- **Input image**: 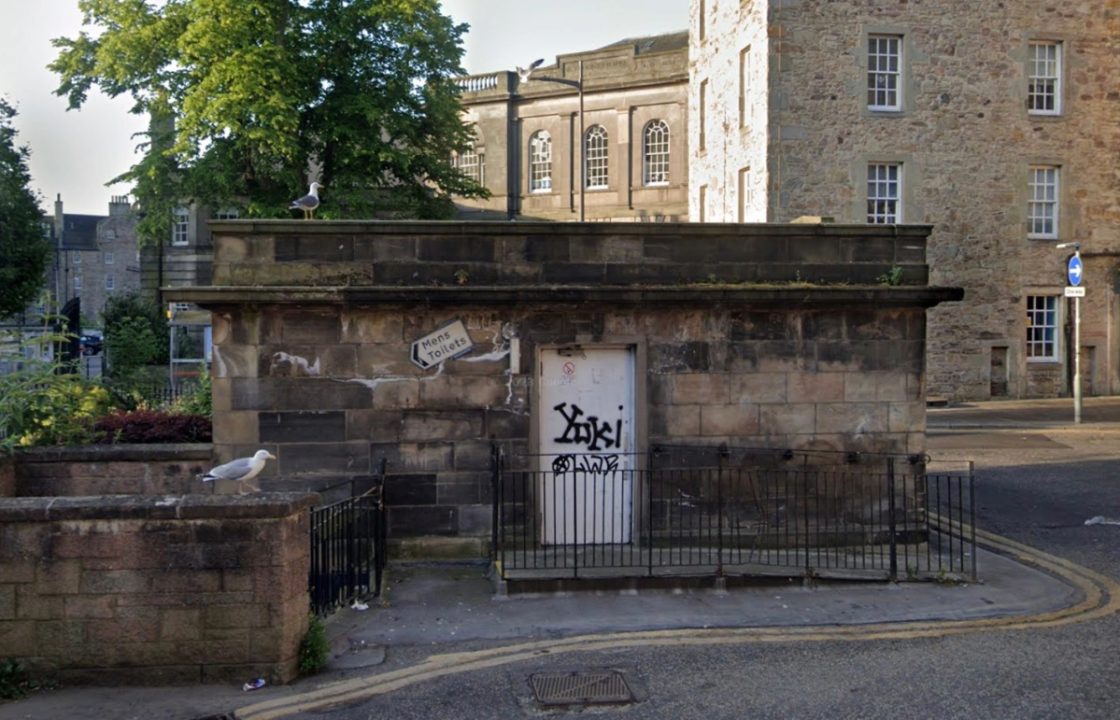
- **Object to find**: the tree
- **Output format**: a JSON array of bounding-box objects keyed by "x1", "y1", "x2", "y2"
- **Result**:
[
  {"x1": 102, "y1": 291, "x2": 169, "y2": 376},
  {"x1": 0, "y1": 99, "x2": 51, "y2": 318},
  {"x1": 51, "y1": 0, "x2": 488, "y2": 245}
]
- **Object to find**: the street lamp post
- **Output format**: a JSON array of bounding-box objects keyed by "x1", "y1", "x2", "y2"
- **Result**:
[
  {"x1": 1057, "y1": 242, "x2": 1082, "y2": 424},
  {"x1": 519, "y1": 59, "x2": 585, "y2": 221}
]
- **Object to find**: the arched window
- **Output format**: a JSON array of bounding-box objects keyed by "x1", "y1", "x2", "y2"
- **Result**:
[
  {"x1": 643, "y1": 120, "x2": 670, "y2": 186},
  {"x1": 452, "y1": 142, "x2": 485, "y2": 185},
  {"x1": 584, "y1": 125, "x2": 609, "y2": 189},
  {"x1": 529, "y1": 131, "x2": 552, "y2": 192}
]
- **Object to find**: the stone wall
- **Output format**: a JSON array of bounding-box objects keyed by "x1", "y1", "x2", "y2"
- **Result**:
[
  {"x1": 0, "y1": 456, "x2": 14, "y2": 497},
  {"x1": 690, "y1": 0, "x2": 1120, "y2": 400},
  {"x1": 0, "y1": 493, "x2": 314, "y2": 684},
  {"x1": 171, "y1": 221, "x2": 959, "y2": 558},
  {"x1": 12, "y1": 445, "x2": 211, "y2": 497}
]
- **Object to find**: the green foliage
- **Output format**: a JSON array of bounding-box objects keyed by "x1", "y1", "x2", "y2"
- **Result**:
[
  {"x1": 0, "y1": 100, "x2": 51, "y2": 319},
  {"x1": 0, "y1": 331, "x2": 114, "y2": 454},
  {"x1": 170, "y1": 364, "x2": 212, "y2": 418},
  {"x1": 52, "y1": 0, "x2": 489, "y2": 245},
  {"x1": 0, "y1": 659, "x2": 36, "y2": 700},
  {"x1": 102, "y1": 292, "x2": 169, "y2": 377},
  {"x1": 877, "y1": 266, "x2": 904, "y2": 286},
  {"x1": 298, "y1": 614, "x2": 331, "y2": 676}
]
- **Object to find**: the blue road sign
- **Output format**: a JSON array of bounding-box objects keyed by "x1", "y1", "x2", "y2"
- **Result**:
[{"x1": 1068, "y1": 255, "x2": 1083, "y2": 287}]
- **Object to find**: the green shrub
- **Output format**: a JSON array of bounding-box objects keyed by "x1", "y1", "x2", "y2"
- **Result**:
[
  {"x1": 298, "y1": 615, "x2": 330, "y2": 676},
  {"x1": 102, "y1": 292, "x2": 168, "y2": 377},
  {"x1": 170, "y1": 364, "x2": 212, "y2": 418},
  {"x1": 0, "y1": 659, "x2": 35, "y2": 700}
]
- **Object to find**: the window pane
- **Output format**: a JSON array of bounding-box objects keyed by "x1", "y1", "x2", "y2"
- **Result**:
[
  {"x1": 643, "y1": 120, "x2": 670, "y2": 185},
  {"x1": 868, "y1": 35, "x2": 902, "y2": 110},
  {"x1": 585, "y1": 126, "x2": 609, "y2": 189},
  {"x1": 529, "y1": 131, "x2": 552, "y2": 192}
]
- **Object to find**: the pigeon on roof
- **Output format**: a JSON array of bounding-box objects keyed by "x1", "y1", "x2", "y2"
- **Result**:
[
  {"x1": 199, "y1": 449, "x2": 276, "y2": 494},
  {"x1": 290, "y1": 182, "x2": 323, "y2": 219},
  {"x1": 517, "y1": 58, "x2": 544, "y2": 83}
]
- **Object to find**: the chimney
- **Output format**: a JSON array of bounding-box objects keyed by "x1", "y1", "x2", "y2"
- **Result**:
[
  {"x1": 109, "y1": 195, "x2": 130, "y2": 217},
  {"x1": 54, "y1": 193, "x2": 64, "y2": 239}
]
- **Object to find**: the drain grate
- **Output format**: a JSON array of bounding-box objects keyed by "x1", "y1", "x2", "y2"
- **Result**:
[{"x1": 530, "y1": 670, "x2": 633, "y2": 706}]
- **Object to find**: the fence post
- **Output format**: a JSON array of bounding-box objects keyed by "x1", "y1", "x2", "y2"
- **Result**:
[
  {"x1": 887, "y1": 458, "x2": 898, "y2": 581},
  {"x1": 490, "y1": 443, "x2": 500, "y2": 564},
  {"x1": 968, "y1": 460, "x2": 977, "y2": 582}
]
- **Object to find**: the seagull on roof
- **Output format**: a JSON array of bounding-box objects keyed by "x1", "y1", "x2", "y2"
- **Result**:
[
  {"x1": 290, "y1": 182, "x2": 323, "y2": 219},
  {"x1": 517, "y1": 58, "x2": 544, "y2": 83},
  {"x1": 199, "y1": 449, "x2": 276, "y2": 494}
]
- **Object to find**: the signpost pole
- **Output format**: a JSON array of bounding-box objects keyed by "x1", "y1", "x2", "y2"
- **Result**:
[{"x1": 1059, "y1": 244, "x2": 1083, "y2": 424}]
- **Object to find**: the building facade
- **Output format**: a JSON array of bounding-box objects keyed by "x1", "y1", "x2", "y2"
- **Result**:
[
  {"x1": 690, "y1": 0, "x2": 1120, "y2": 400},
  {"x1": 453, "y1": 33, "x2": 690, "y2": 222},
  {"x1": 47, "y1": 195, "x2": 142, "y2": 325}
]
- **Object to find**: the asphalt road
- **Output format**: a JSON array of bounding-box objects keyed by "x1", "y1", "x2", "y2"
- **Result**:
[{"x1": 297, "y1": 425, "x2": 1120, "y2": 720}]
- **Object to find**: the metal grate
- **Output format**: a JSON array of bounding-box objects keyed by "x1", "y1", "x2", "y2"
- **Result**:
[{"x1": 530, "y1": 671, "x2": 633, "y2": 706}]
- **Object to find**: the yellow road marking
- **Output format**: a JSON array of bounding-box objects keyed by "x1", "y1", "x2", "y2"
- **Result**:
[{"x1": 238, "y1": 526, "x2": 1120, "y2": 719}]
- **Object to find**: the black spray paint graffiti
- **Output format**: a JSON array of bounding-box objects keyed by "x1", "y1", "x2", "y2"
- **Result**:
[
  {"x1": 551, "y1": 454, "x2": 620, "y2": 473},
  {"x1": 552, "y1": 402, "x2": 624, "y2": 452}
]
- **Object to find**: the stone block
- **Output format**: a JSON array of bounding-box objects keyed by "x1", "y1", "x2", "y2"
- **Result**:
[
  {"x1": 815, "y1": 403, "x2": 889, "y2": 435},
  {"x1": 457, "y1": 505, "x2": 492, "y2": 535},
  {"x1": 419, "y1": 376, "x2": 510, "y2": 409},
  {"x1": 280, "y1": 311, "x2": 340, "y2": 344},
  {"x1": 653, "y1": 404, "x2": 700, "y2": 436},
  {"x1": 347, "y1": 410, "x2": 403, "y2": 442},
  {"x1": 81, "y1": 569, "x2": 150, "y2": 594},
  {"x1": 755, "y1": 340, "x2": 814, "y2": 373},
  {"x1": 384, "y1": 474, "x2": 438, "y2": 505},
  {"x1": 0, "y1": 620, "x2": 36, "y2": 654},
  {"x1": 0, "y1": 585, "x2": 14, "y2": 620},
  {"x1": 279, "y1": 442, "x2": 371, "y2": 475},
  {"x1": 259, "y1": 411, "x2": 346, "y2": 443},
  {"x1": 525, "y1": 235, "x2": 570, "y2": 262},
  {"x1": 758, "y1": 404, "x2": 816, "y2": 436},
  {"x1": 700, "y1": 404, "x2": 761, "y2": 437},
  {"x1": 357, "y1": 235, "x2": 415, "y2": 261},
  {"x1": 484, "y1": 409, "x2": 530, "y2": 440},
  {"x1": 63, "y1": 595, "x2": 115, "y2": 619},
  {"x1": 341, "y1": 313, "x2": 405, "y2": 344},
  {"x1": 213, "y1": 344, "x2": 258, "y2": 379},
  {"x1": 371, "y1": 442, "x2": 453, "y2": 472},
  {"x1": 670, "y1": 374, "x2": 730, "y2": 405},
  {"x1": 453, "y1": 440, "x2": 494, "y2": 471},
  {"x1": 416, "y1": 236, "x2": 496, "y2": 262},
  {"x1": 401, "y1": 411, "x2": 484, "y2": 442},
  {"x1": 204, "y1": 604, "x2": 269, "y2": 630},
  {"x1": 213, "y1": 411, "x2": 260, "y2": 446},
  {"x1": 649, "y1": 343, "x2": 711, "y2": 373},
  {"x1": 0, "y1": 559, "x2": 35, "y2": 583},
  {"x1": 37, "y1": 561, "x2": 82, "y2": 595},
  {"x1": 730, "y1": 311, "x2": 793, "y2": 341},
  {"x1": 846, "y1": 310, "x2": 908, "y2": 341},
  {"x1": 889, "y1": 402, "x2": 926, "y2": 433},
  {"x1": 388, "y1": 506, "x2": 458, "y2": 536},
  {"x1": 16, "y1": 588, "x2": 63, "y2": 619},
  {"x1": 787, "y1": 372, "x2": 844, "y2": 403},
  {"x1": 355, "y1": 344, "x2": 418, "y2": 377},
  {"x1": 731, "y1": 373, "x2": 788, "y2": 404},
  {"x1": 36, "y1": 620, "x2": 87, "y2": 656}
]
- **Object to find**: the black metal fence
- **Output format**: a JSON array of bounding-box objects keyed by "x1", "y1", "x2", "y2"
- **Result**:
[
  {"x1": 309, "y1": 463, "x2": 388, "y2": 616},
  {"x1": 492, "y1": 446, "x2": 976, "y2": 583}
]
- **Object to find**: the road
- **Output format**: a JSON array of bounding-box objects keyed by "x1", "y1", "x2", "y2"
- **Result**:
[{"x1": 288, "y1": 424, "x2": 1120, "y2": 719}]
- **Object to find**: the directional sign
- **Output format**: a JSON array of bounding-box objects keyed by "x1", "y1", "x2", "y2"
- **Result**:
[
  {"x1": 1064, "y1": 286, "x2": 1085, "y2": 298},
  {"x1": 1067, "y1": 255, "x2": 1083, "y2": 287},
  {"x1": 410, "y1": 319, "x2": 473, "y2": 370}
]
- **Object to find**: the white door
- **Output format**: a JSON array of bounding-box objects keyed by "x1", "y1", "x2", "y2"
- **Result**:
[{"x1": 538, "y1": 346, "x2": 635, "y2": 545}]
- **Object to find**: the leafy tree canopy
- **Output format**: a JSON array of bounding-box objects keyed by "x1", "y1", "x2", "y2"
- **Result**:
[
  {"x1": 52, "y1": 0, "x2": 487, "y2": 244},
  {"x1": 0, "y1": 99, "x2": 51, "y2": 318}
]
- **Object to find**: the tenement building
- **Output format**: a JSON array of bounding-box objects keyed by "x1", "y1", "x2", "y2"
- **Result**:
[
  {"x1": 452, "y1": 32, "x2": 689, "y2": 222},
  {"x1": 691, "y1": 0, "x2": 1120, "y2": 400}
]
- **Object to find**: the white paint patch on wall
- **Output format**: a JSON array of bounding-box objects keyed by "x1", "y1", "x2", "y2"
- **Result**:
[{"x1": 272, "y1": 352, "x2": 321, "y2": 376}]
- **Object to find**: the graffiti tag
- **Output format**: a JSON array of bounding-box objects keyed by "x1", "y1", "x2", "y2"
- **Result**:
[
  {"x1": 552, "y1": 402, "x2": 623, "y2": 452},
  {"x1": 552, "y1": 454, "x2": 620, "y2": 473}
]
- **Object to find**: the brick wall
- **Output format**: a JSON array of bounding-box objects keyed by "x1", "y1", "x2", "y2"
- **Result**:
[
  {"x1": 0, "y1": 493, "x2": 314, "y2": 684},
  {"x1": 12, "y1": 445, "x2": 212, "y2": 497}
]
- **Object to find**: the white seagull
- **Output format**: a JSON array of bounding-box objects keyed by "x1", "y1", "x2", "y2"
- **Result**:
[
  {"x1": 516, "y1": 58, "x2": 544, "y2": 83},
  {"x1": 290, "y1": 182, "x2": 324, "y2": 219},
  {"x1": 200, "y1": 449, "x2": 276, "y2": 494}
]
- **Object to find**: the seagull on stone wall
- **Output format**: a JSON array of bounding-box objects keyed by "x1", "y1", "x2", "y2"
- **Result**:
[
  {"x1": 199, "y1": 449, "x2": 276, "y2": 494},
  {"x1": 290, "y1": 182, "x2": 324, "y2": 219}
]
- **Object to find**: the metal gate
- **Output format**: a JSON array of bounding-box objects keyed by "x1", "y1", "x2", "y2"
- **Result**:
[{"x1": 309, "y1": 464, "x2": 388, "y2": 616}]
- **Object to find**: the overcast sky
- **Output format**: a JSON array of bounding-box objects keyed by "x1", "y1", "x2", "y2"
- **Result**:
[{"x1": 0, "y1": 0, "x2": 686, "y2": 216}]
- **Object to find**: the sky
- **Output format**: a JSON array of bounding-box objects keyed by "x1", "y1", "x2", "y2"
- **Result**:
[{"x1": 0, "y1": 0, "x2": 687, "y2": 216}]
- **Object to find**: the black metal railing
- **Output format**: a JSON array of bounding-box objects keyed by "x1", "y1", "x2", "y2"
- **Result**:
[
  {"x1": 492, "y1": 446, "x2": 976, "y2": 584},
  {"x1": 309, "y1": 461, "x2": 388, "y2": 616}
]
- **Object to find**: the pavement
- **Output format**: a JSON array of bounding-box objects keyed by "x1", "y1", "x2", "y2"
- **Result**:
[{"x1": 3, "y1": 397, "x2": 1119, "y2": 720}]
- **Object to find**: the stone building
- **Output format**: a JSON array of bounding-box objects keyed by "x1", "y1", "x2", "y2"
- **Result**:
[
  {"x1": 46, "y1": 195, "x2": 142, "y2": 324},
  {"x1": 690, "y1": 0, "x2": 1120, "y2": 400},
  {"x1": 453, "y1": 32, "x2": 690, "y2": 222},
  {"x1": 170, "y1": 220, "x2": 959, "y2": 558}
]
